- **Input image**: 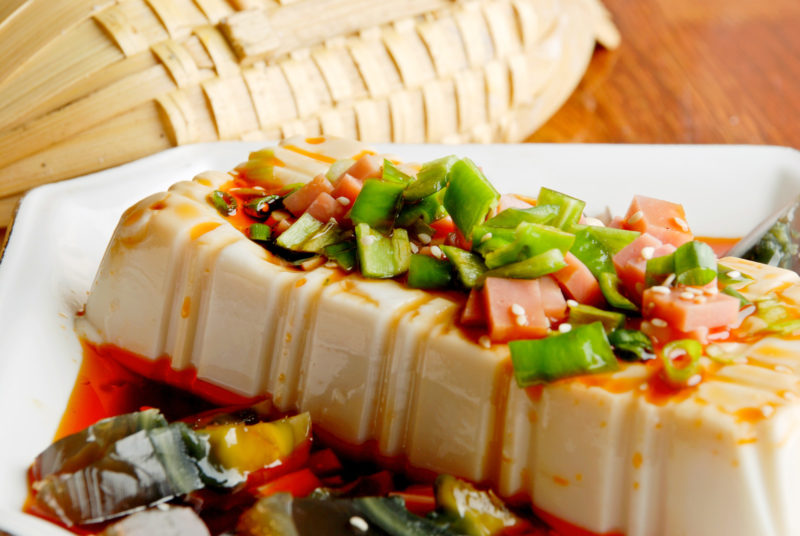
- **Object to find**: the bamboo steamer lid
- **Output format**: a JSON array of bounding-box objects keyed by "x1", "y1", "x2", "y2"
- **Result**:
[{"x1": 0, "y1": 0, "x2": 618, "y2": 227}]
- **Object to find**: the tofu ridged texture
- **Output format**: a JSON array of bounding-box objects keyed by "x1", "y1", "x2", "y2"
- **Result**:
[{"x1": 78, "y1": 138, "x2": 800, "y2": 536}]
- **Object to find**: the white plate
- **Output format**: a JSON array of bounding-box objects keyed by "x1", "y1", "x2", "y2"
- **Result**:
[{"x1": 1, "y1": 142, "x2": 800, "y2": 533}]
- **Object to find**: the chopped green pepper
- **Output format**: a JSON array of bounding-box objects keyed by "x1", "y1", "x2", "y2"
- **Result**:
[
  {"x1": 440, "y1": 245, "x2": 486, "y2": 289},
  {"x1": 443, "y1": 158, "x2": 500, "y2": 239},
  {"x1": 569, "y1": 228, "x2": 615, "y2": 279},
  {"x1": 408, "y1": 254, "x2": 452, "y2": 289},
  {"x1": 355, "y1": 224, "x2": 410, "y2": 278},
  {"x1": 645, "y1": 253, "x2": 675, "y2": 287},
  {"x1": 323, "y1": 240, "x2": 357, "y2": 271},
  {"x1": 482, "y1": 205, "x2": 558, "y2": 229},
  {"x1": 510, "y1": 322, "x2": 618, "y2": 386},
  {"x1": 536, "y1": 187, "x2": 585, "y2": 230},
  {"x1": 243, "y1": 195, "x2": 281, "y2": 219},
  {"x1": 484, "y1": 223, "x2": 574, "y2": 269},
  {"x1": 583, "y1": 226, "x2": 639, "y2": 254},
  {"x1": 598, "y1": 272, "x2": 638, "y2": 312},
  {"x1": 382, "y1": 159, "x2": 413, "y2": 184},
  {"x1": 403, "y1": 155, "x2": 457, "y2": 201},
  {"x1": 608, "y1": 329, "x2": 654, "y2": 362},
  {"x1": 483, "y1": 248, "x2": 567, "y2": 280},
  {"x1": 349, "y1": 179, "x2": 406, "y2": 231},
  {"x1": 396, "y1": 189, "x2": 447, "y2": 228},
  {"x1": 248, "y1": 223, "x2": 271, "y2": 242},
  {"x1": 568, "y1": 303, "x2": 625, "y2": 333}
]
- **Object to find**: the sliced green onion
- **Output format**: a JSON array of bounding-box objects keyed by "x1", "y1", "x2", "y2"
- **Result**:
[
  {"x1": 248, "y1": 223, "x2": 271, "y2": 242},
  {"x1": 402, "y1": 155, "x2": 456, "y2": 201},
  {"x1": 325, "y1": 159, "x2": 355, "y2": 182},
  {"x1": 443, "y1": 158, "x2": 500, "y2": 239},
  {"x1": 275, "y1": 213, "x2": 323, "y2": 251},
  {"x1": 440, "y1": 245, "x2": 486, "y2": 289},
  {"x1": 598, "y1": 272, "x2": 638, "y2": 312},
  {"x1": 208, "y1": 190, "x2": 237, "y2": 217},
  {"x1": 765, "y1": 318, "x2": 800, "y2": 336},
  {"x1": 535, "y1": 187, "x2": 585, "y2": 230},
  {"x1": 568, "y1": 303, "x2": 625, "y2": 333},
  {"x1": 382, "y1": 159, "x2": 413, "y2": 184},
  {"x1": 717, "y1": 263, "x2": 752, "y2": 285},
  {"x1": 243, "y1": 195, "x2": 281, "y2": 219},
  {"x1": 661, "y1": 339, "x2": 702, "y2": 387},
  {"x1": 407, "y1": 254, "x2": 452, "y2": 289},
  {"x1": 483, "y1": 248, "x2": 567, "y2": 280},
  {"x1": 349, "y1": 179, "x2": 406, "y2": 231},
  {"x1": 608, "y1": 329, "x2": 654, "y2": 362},
  {"x1": 323, "y1": 240, "x2": 357, "y2": 271},
  {"x1": 721, "y1": 285, "x2": 750, "y2": 307},
  {"x1": 299, "y1": 221, "x2": 347, "y2": 253},
  {"x1": 510, "y1": 322, "x2": 618, "y2": 386},
  {"x1": 674, "y1": 241, "x2": 717, "y2": 286}
]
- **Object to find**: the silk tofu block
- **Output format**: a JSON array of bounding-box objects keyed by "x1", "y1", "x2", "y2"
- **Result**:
[{"x1": 78, "y1": 140, "x2": 800, "y2": 536}]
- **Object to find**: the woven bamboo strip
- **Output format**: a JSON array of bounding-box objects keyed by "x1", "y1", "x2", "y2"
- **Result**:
[
  {"x1": 219, "y1": 0, "x2": 452, "y2": 63},
  {"x1": 0, "y1": 0, "x2": 28, "y2": 28},
  {"x1": 0, "y1": 0, "x2": 617, "y2": 229},
  {"x1": 0, "y1": 103, "x2": 171, "y2": 224},
  {"x1": 0, "y1": 0, "x2": 114, "y2": 85}
]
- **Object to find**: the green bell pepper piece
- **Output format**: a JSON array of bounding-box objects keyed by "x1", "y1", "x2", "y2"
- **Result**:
[
  {"x1": 275, "y1": 213, "x2": 324, "y2": 251},
  {"x1": 403, "y1": 155, "x2": 457, "y2": 201},
  {"x1": 323, "y1": 240, "x2": 357, "y2": 271},
  {"x1": 440, "y1": 245, "x2": 486, "y2": 289},
  {"x1": 483, "y1": 248, "x2": 567, "y2": 280},
  {"x1": 598, "y1": 272, "x2": 638, "y2": 311},
  {"x1": 443, "y1": 158, "x2": 500, "y2": 239},
  {"x1": 407, "y1": 254, "x2": 453, "y2": 289},
  {"x1": 674, "y1": 241, "x2": 717, "y2": 286},
  {"x1": 510, "y1": 322, "x2": 618, "y2": 386},
  {"x1": 569, "y1": 228, "x2": 615, "y2": 280},
  {"x1": 608, "y1": 328, "x2": 654, "y2": 362},
  {"x1": 484, "y1": 223, "x2": 574, "y2": 269},
  {"x1": 349, "y1": 179, "x2": 406, "y2": 231},
  {"x1": 396, "y1": 189, "x2": 447, "y2": 228},
  {"x1": 483, "y1": 205, "x2": 559, "y2": 229},
  {"x1": 355, "y1": 224, "x2": 410, "y2": 278},
  {"x1": 568, "y1": 304, "x2": 625, "y2": 333},
  {"x1": 536, "y1": 187, "x2": 585, "y2": 230},
  {"x1": 382, "y1": 159, "x2": 413, "y2": 184}
]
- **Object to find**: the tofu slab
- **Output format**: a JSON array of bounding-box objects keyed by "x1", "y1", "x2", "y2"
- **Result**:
[{"x1": 78, "y1": 141, "x2": 800, "y2": 536}]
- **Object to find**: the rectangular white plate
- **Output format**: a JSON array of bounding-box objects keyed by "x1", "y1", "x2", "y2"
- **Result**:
[{"x1": 1, "y1": 142, "x2": 800, "y2": 534}]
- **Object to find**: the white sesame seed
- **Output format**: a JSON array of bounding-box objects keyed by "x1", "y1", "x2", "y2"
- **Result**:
[
  {"x1": 693, "y1": 296, "x2": 707, "y2": 304},
  {"x1": 761, "y1": 405, "x2": 775, "y2": 418},
  {"x1": 361, "y1": 235, "x2": 376, "y2": 246},
  {"x1": 706, "y1": 330, "x2": 729, "y2": 341},
  {"x1": 584, "y1": 217, "x2": 605, "y2": 227},
  {"x1": 336, "y1": 196, "x2": 351, "y2": 206},
  {"x1": 679, "y1": 291, "x2": 694, "y2": 301},
  {"x1": 559, "y1": 323, "x2": 572, "y2": 333},
  {"x1": 479, "y1": 335, "x2": 492, "y2": 348},
  {"x1": 410, "y1": 242, "x2": 419, "y2": 254},
  {"x1": 350, "y1": 516, "x2": 369, "y2": 532},
  {"x1": 651, "y1": 285, "x2": 670, "y2": 295},
  {"x1": 639, "y1": 383, "x2": 648, "y2": 391},
  {"x1": 418, "y1": 233, "x2": 432, "y2": 244},
  {"x1": 566, "y1": 299, "x2": 579, "y2": 308},
  {"x1": 430, "y1": 245, "x2": 444, "y2": 259},
  {"x1": 627, "y1": 210, "x2": 644, "y2": 224},
  {"x1": 686, "y1": 374, "x2": 702, "y2": 387},
  {"x1": 663, "y1": 273, "x2": 676, "y2": 286},
  {"x1": 726, "y1": 270, "x2": 741, "y2": 279},
  {"x1": 480, "y1": 232, "x2": 493, "y2": 243},
  {"x1": 511, "y1": 303, "x2": 526, "y2": 316},
  {"x1": 775, "y1": 365, "x2": 793, "y2": 374},
  {"x1": 515, "y1": 315, "x2": 529, "y2": 326},
  {"x1": 672, "y1": 217, "x2": 690, "y2": 232},
  {"x1": 651, "y1": 318, "x2": 668, "y2": 327},
  {"x1": 704, "y1": 287, "x2": 719, "y2": 295},
  {"x1": 687, "y1": 287, "x2": 704, "y2": 295},
  {"x1": 640, "y1": 246, "x2": 655, "y2": 260},
  {"x1": 325, "y1": 261, "x2": 338, "y2": 268}
]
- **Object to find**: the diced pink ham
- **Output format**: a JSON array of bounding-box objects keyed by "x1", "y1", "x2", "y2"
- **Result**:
[
  {"x1": 283, "y1": 175, "x2": 334, "y2": 217},
  {"x1": 346, "y1": 154, "x2": 383, "y2": 180},
  {"x1": 552, "y1": 252, "x2": 605, "y2": 307},
  {"x1": 484, "y1": 277, "x2": 550, "y2": 343},
  {"x1": 623, "y1": 195, "x2": 693, "y2": 247},
  {"x1": 642, "y1": 286, "x2": 739, "y2": 333}
]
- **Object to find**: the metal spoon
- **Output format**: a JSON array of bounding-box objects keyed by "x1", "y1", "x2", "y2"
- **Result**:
[{"x1": 726, "y1": 196, "x2": 800, "y2": 273}]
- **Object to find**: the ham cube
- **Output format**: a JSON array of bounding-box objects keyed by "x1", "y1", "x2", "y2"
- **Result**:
[
  {"x1": 346, "y1": 154, "x2": 383, "y2": 180},
  {"x1": 330, "y1": 173, "x2": 362, "y2": 208},
  {"x1": 642, "y1": 286, "x2": 739, "y2": 333},
  {"x1": 623, "y1": 195, "x2": 693, "y2": 247},
  {"x1": 460, "y1": 288, "x2": 486, "y2": 328},
  {"x1": 613, "y1": 233, "x2": 676, "y2": 301},
  {"x1": 306, "y1": 192, "x2": 348, "y2": 223},
  {"x1": 283, "y1": 175, "x2": 334, "y2": 217},
  {"x1": 484, "y1": 277, "x2": 550, "y2": 342},
  {"x1": 552, "y1": 253, "x2": 605, "y2": 307},
  {"x1": 540, "y1": 275, "x2": 567, "y2": 321}
]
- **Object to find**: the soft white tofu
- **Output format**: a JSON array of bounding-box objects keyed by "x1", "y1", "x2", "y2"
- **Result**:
[{"x1": 78, "y1": 143, "x2": 800, "y2": 536}]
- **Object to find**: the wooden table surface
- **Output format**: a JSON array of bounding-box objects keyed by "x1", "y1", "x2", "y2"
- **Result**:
[
  {"x1": 528, "y1": 0, "x2": 800, "y2": 145},
  {"x1": 1, "y1": 0, "x2": 799, "y2": 245}
]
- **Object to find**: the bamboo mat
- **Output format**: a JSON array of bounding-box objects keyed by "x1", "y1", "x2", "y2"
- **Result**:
[{"x1": 0, "y1": 0, "x2": 618, "y2": 227}]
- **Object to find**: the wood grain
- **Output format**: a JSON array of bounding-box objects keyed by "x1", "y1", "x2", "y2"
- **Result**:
[{"x1": 528, "y1": 0, "x2": 800, "y2": 145}]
